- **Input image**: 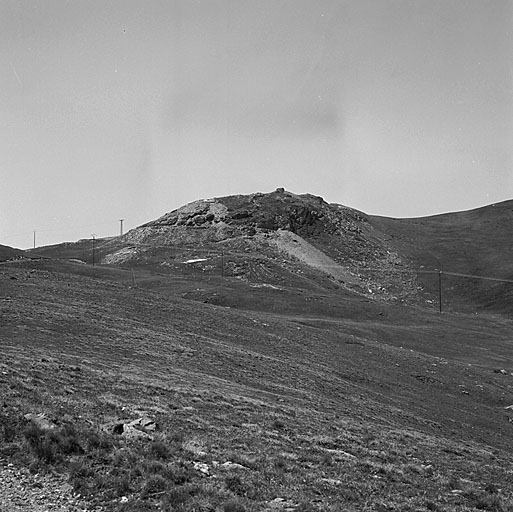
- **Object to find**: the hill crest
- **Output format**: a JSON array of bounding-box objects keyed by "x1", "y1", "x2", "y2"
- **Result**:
[{"x1": 106, "y1": 188, "x2": 416, "y2": 301}]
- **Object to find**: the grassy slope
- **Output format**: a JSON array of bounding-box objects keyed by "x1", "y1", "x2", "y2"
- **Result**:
[
  {"x1": 370, "y1": 200, "x2": 513, "y2": 312},
  {"x1": 0, "y1": 244, "x2": 25, "y2": 261},
  {"x1": 2, "y1": 259, "x2": 513, "y2": 511}
]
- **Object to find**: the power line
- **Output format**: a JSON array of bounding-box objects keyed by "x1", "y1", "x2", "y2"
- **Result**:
[
  {"x1": 2, "y1": 219, "x2": 128, "y2": 249},
  {"x1": 439, "y1": 271, "x2": 513, "y2": 284},
  {"x1": 353, "y1": 267, "x2": 513, "y2": 284}
]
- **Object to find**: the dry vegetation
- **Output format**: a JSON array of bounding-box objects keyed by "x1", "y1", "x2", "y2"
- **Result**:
[
  {"x1": 3, "y1": 192, "x2": 513, "y2": 510},
  {"x1": 2, "y1": 257, "x2": 513, "y2": 511}
]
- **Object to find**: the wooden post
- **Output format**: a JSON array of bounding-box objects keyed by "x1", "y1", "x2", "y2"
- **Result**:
[
  {"x1": 91, "y1": 235, "x2": 96, "y2": 266},
  {"x1": 438, "y1": 270, "x2": 442, "y2": 314}
]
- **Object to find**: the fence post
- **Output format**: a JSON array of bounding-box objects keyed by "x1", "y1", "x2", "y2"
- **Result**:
[{"x1": 438, "y1": 270, "x2": 442, "y2": 313}]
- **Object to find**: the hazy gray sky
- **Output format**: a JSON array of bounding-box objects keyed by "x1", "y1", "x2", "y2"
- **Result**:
[{"x1": 2, "y1": 0, "x2": 512, "y2": 248}]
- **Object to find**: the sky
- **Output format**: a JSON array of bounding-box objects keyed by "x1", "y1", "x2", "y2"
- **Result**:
[{"x1": 1, "y1": 0, "x2": 512, "y2": 248}]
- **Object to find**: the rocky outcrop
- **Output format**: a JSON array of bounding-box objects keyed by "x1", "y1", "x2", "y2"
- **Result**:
[{"x1": 104, "y1": 189, "x2": 420, "y2": 301}]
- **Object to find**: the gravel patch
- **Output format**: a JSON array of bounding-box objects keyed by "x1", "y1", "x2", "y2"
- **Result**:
[{"x1": 0, "y1": 460, "x2": 104, "y2": 512}]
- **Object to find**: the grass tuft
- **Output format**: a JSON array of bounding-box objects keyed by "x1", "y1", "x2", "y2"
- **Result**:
[
  {"x1": 140, "y1": 474, "x2": 167, "y2": 498},
  {"x1": 222, "y1": 498, "x2": 246, "y2": 512},
  {"x1": 22, "y1": 422, "x2": 84, "y2": 465}
]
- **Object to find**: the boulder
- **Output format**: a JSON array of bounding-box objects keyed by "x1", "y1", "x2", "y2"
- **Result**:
[{"x1": 106, "y1": 416, "x2": 158, "y2": 440}]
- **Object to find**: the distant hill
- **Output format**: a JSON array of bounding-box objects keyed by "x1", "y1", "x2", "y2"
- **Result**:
[
  {"x1": 0, "y1": 244, "x2": 25, "y2": 262},
  {"x1": 28, "y1": 190, "x2": 513, "y2": 313},
  {"x1": 371, "y1": 200, "x2": 513, "y2": 311},
  {"x1": 97, "y1": 188, "x2": 419, "y2": 301}
]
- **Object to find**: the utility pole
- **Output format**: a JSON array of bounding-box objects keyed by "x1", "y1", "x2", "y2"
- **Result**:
[
  {"x1": 119, "y1": 219, "x2": 124, "y2": 236},
  {"x1": 33, "y1": 231, "x2": 36, "y2": 249},
  {"x1": 221, "y1": 251, "x2": 224, "y2": 277},
  {"x1": 438, "y1": 270, "x2": 443, "y2": 314},
  {"x1": 91, "y1": 234, "x2": 96, "y2": 266}
]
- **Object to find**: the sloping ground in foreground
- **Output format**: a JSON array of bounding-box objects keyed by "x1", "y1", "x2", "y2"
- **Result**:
[{"x1": 1, "y1": 260, "x2": 513, "y2": 511}]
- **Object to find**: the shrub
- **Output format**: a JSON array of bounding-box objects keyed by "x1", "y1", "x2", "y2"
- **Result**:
[
  {"x1": 141, "y1": 475, "x2": 167, "y2": 498},
  {"x1": 274, "y1": 456, "x2": 288, "y2": 471},
  {"x1": 23, "y1": 422, "x2": 84, "y2": 465},
  {"x1": 464, "y1": 492, "x2": 508, "y2": 511},
  {"x1": 161, "y1": 487, "x2": 191, "y2": 509},
  {"x1": 225, "y1": 475, "x2": 247, "y2": 496},
  {"x1": 272, "y1": 419, "x2": 285, "y2": 430},
  {"x1": 23, "y1": 423, "x2": 57, "y2": 464},
  {"x1": 166, "y1": 462, "x2": 195, "y2": 485},
  {"x1": 0, "y1": 414, "x2": 18, "y2": 443},
  {"x1": 147, "y1": 439, "x2": 170, "y2": 460},
  {"x1": 105, "y1": 474, "x2": 131, "y2": 498},
  {"x1": 485, "y1": 482, "x2": 499, "y2": 494},
  {"x1": 84, "y1": 430, "x2": 115, "y2": 452},
  {"x1": 51, "y1": 424, "x2": 84, "y2": 455},
  {"x1": 223, "y1": 498, "x2": 246, "y2": 512},
  {"x1": 69, "y1": 459, "x2": 96, "y2": 496}
]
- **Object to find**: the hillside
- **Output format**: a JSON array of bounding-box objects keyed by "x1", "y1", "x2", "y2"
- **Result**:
[
  {"x1": 0, "y1": 244, "x2": 25, "y2": 262},
  {"x1": 2, "y1": 258, "x2": 513, "y2": 511},
  {"x1": 7, "y1": 190, "x2": 513, "y2": 510},
  {"x1": 60, "y1": 189, "x2": 420, "y2": 307},
  {"x1": 371, "y1": 199, "x2": 513, "y2": 312},
  {"x1": 76, "y1": 190, "x2": 513, "y2": 314},
  {"x1": 29, "y1": 191, "x2": 513, "y2": 315}
]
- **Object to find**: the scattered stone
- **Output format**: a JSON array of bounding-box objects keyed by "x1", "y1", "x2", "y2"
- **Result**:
[
  {"x1": 193, "y1": 461, "x2": 210, "y2": 475},
  {"x1": 220, "y1": 461, "x2": 248, "y2": 470},
  {"x1": 106, "y1": 416, "x2": 158, "y2": 439},
  {"x1": 121, "y1": 424, "x2": 153, "y2": 440},
  {"x1": 128, "y1": 416, "x2": 157, "y2": 432},
  {"x1": 266, "y1": 496, "x2": 298, "y2": 510},
  {"x1": 24, "y1": 413, "x2": 57, "y2": 430},
  {"x1": 321, "y1": 478, "x2": 343, "y2": 486}
]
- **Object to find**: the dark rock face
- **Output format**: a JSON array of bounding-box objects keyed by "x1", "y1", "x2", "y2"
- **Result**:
[
  {"x1": 127, "y1": 189, "x2": 376, "y2": 262},
  {"x1": 222, "y1": 190, "x2": 353, "y2": 237},
  {"x1": 231, "y1": 210, "x2": 251, "y2": 220}
]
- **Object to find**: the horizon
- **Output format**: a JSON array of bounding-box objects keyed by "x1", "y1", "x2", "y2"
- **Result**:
[
  {"x1": 4, "y1": 191, "x2": 512, "y2": 251},
  {"x1": 2, "y1": 0, "x2": 512, "y2": 249}
]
